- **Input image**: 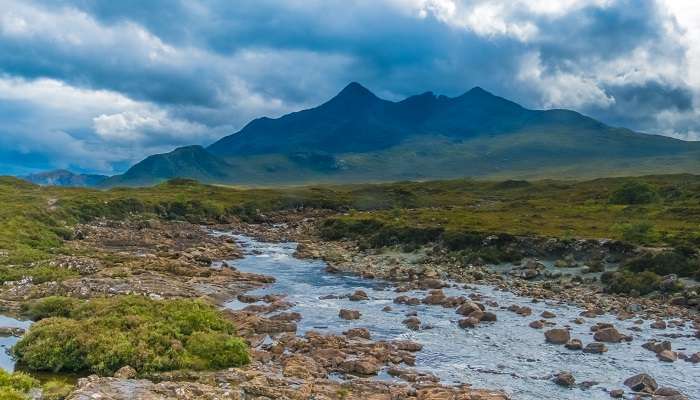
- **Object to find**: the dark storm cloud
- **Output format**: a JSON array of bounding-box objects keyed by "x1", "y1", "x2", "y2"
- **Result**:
[{"x1": 0, "y1": 0, "x2": 697, "y2": 174}]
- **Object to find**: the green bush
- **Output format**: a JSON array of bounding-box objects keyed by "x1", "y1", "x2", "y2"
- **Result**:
[
  {"x1": 0, "y1": 369, "x2": 39, "y2": 400},
  {"x1": 604, "y1": 270, "x2": 662, "y2": 295},
  {"x1": 609, "y1": 182, "x2": 658, "y2": 205},
  {"x1": 13, "y1": 296, "x2": 249, "y2": 375},
  {"x1": 624, "y1": 251, "x2": 700, "y2": 277},
  {"x1": 614, "y1": 222, "x2": 656, "y2": 244}
]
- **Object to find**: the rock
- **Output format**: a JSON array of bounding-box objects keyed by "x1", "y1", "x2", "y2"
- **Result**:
[
  {"x1": 456, "y1": 301, "x2": 484, "y2": 316},
  {"x1": 565, "y1": 339, "x2": 583, "y2": 350},
  {"x1": 481, "y1": 311, "x2": 497, "y2": 322},
  {"x1": 650, "y1": 320, "x2": 667, "y2": 329},
  {"x1": 544, "y1": 328, "x2": 570, "y2": 344},
  {"x1": 0, "y1": 327, "x2": 25, "y2": 337},
  {"x1": 554, "y1": 371, "x2": 575, "y2": 387},
  {"x1": 343, "y1": 327, "x2": 370, "y2": 339},
  {"x1": 642, "y1": 340, "x2": 671, "y2": 354},
  {"x1": 341, "y1": 357, "x2": 380, "y2": 375},
  {"x1": 583, "y1": 342, "x2": 607, "y2": 354},
  {"x1": 393, "y1": 340, "x2": 423, "y2": 352},
  {"x1": 382, "y1": 305, "x2": 393, "y2": 312},
  {"x1": 458, "y1": 317, "x2": 480, "y2": 329},
  {"x1": 541, "y1": 311, "x2": 556, "y2": 319},
  {"x1": 657, "y1": 350, "x2": 677, "y2": 362},
  {"x1": 593, "y1": 327, "x2": 625, "y2": 343},
  {"x1": 403, "y1": 316, "x2": 421, "y2": 330},
  {"x1": 688, "y1": 352, "x2": 700, "y2": 364},
  {"x1": 609, "y1": 389, "x2": 624, "y2": 398},
  {"x1": 422, "y1": 289, "x2": 446, "y2": 305},
  {"x1": 339, "y1": 309, "x2": 361, "y2": 320},
  {"x1": 529, "y1": 320, "x2": 544, "y2": 329},
  {"x1": 624, "y1": 373, "x2": 658, "y2": 393},
  {"x1": 113, "y1": 365, "x2": 137, "y2": 379},
  {"x1": 349, "y1": 290, "x2": 369, "y2": 301}
]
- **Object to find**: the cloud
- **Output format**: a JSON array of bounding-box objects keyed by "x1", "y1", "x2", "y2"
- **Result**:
[{"x1": 0, "y1": 0, "x2": 698, "y2": 174}]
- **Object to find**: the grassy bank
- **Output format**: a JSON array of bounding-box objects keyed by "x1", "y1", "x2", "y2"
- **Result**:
[{"x1": 2, "y1": 174, "x2": 700, "y2": 267}]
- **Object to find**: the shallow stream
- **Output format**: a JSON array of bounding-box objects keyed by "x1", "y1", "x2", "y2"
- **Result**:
[{"x1": 221, "y1": 233, "x2": 700, "y2": 400}]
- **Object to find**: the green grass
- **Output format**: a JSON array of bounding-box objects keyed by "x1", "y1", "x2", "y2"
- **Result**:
[
  {"x1": 14, "y1": 296, "x2": 249, "y2": 375},
  {"x1": 2, "y1": 174, "x2": 700, "y2": 271},
  {"x1": 0, "y1": 369, "x2": 39, "y2": 400}
]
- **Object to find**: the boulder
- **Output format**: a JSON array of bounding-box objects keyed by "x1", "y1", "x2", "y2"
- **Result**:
[
  {"x1": 458, "y1": 317, "x2": 480, "y2": 329},
  {"x1": 339, "y1": 309, "x2": 361, "y2": 320},
  {"x1": 609, "y1": 389, "x2": 624, "y2": 398},
  {"x1": 554, "y1": 371, "x2": 575, "y2": 388},
  {"x1": 456, "y1": 301, "x2": 484, "y2": 316},
  {"x1": 344, "y1": 327, "x2": 370, "y2": 339},
  {"x1": 565, "y1": 339, "x2": 583, "y2": 350},
  {"x1": 481, "y1": 311, "x2": 498, "y2": 322},
  {"x1": 544, "y1": 328, "x2": 570, "y2": 345},
  {"x1": 541, "y1": 311, "x2": 557, "y2": 319},
  {"x1": 529, "y1": 320, "x2": 544, "y2": 329},
  {"x1": 623, "y1": 373, "x2": 658, "y2": 393},
  {"x1": 349, "y1": 290, "x2": 369, "y2": 301},
  {"x1": 593, "y1": 327, "x2": 625, "y2": 343},
  {"x1": 583, "y1": 342, "x2": 607, "y2": 354},
  {"x1": 657, "y1": 350, "x2": 677, "y2": 362},
  {"x1": 642, "y1": 340, "x2": 671, "y2": 354},
  {"x1": 650, "y1": 320, "x2": 667, "y2": 329}
]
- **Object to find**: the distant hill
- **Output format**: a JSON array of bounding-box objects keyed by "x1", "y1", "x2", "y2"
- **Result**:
[
  {"x1": 23, "y1": 169, "x2": 108, "y2": 187},
  {"x1": 106, "y1": 83, "x2": 700, "y2": 186},
  {"x1": 102, "y1": 145, "x2": 233, "y2": 187}
]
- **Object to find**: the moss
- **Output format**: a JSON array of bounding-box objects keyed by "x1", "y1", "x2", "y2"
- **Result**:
[
  {"x1": 13, "y1": 296, "x2": 249, "y2": 375},
  {"x1": 623, "y1": 251, "x2": 699, "y2": 278}
]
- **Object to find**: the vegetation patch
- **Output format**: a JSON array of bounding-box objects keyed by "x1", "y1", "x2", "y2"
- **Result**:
[
  {"x1": 14, "y1": 296, "x2": 249, "y2": 375},
  {"x1": 0, "y1": 370, "x2": 39, "y2": 400}
]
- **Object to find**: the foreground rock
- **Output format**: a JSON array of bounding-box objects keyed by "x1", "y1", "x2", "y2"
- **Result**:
[
  {"x1": 544, "y1": 328, "x2": 570, "y2": 344},
  {"x1": 624, "y1": 373, "x2": 658, "y2": 394}
]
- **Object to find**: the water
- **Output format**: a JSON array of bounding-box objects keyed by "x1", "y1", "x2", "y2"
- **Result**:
[
  {"x1": 0, "y1": 315, "x2": 31, "y2": 371},
  {"x1": 220, "y1": 233, "x2": 700, "y2": 399}
]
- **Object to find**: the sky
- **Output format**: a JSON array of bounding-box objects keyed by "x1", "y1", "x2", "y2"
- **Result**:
[{"x1": 0, "y1": 0, "x2": 699, "y2": 175}]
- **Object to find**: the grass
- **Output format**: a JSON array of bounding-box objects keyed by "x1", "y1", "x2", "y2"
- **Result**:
[
  {"x1": 2, "y1": 174, "x2": 700, "y2": 269},
  {"x1": 14, "y1": 296, "x2": 250, "y2": 375}
]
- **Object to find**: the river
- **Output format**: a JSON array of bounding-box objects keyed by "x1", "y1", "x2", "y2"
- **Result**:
[{"x1": 221, "y1": 233, "x2": 700, "y2": 400}]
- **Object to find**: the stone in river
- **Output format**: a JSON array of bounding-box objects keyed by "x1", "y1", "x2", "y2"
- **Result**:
[
  {"x1": 565, "y1": 339, "x2": 583, "y2": 350},
  {"x1": 623, "y1": 373, "x2": 657, "y2": 393},
  {"x1": 349, "y1": 290, "x2": 369, "y2": 301},
  {"x1": 339, "y1": 309, "x2": 361, "y2": 320},
  {"x1": 541, "y1": 311, "x2": 556, "y2": 318},
  {"x1": 529, "y1": 320, "x2": 544, "y2": 329},
  {"x1": 657, "y1": 350, "x2": 677, "y2": 362},
  {"x1": 458, "y1": 317, "x2": 480, "y2": 329},
  {"x1": 403, "y1": 316, "x2": 421, "y2": 330},
  {"x1": 544, "y1": 328, "x2": 570, "y2": 344},
  {"x1": 593, "y1": 327, "x2": 626, "y2": 343},
  {"x1": 583, "y1": 342, "x2": 607, "y2": 354},
  {"x1": 650, "y1": 320, "x2": 667, "y2": 329},
  {"x1": 344, "y1": 327, "x2": 371, "y2": 339},
  {"x1": 554, "y1": 371, "x2": 575, "y2": 388}
]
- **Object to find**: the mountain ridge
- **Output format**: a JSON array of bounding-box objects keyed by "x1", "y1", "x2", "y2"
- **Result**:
[{"x1": 93, "y1": 83, "x2": 700, "y2": 186}]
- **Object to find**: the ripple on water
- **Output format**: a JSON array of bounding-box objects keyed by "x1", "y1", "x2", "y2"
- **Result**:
[{"x1": 217, "y1": 232, "x2": 700, "y2": 400}]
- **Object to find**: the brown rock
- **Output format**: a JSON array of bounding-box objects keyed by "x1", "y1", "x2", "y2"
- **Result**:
[
  {"x1": 545, "y1": 328, "x2": 570, "y2": 344},
  {"x1": 657, "y1": 350, "x2": 677, "y2": 362},
  {"x1": 541, "y1": 311, "x2": 557, "y2": 319},
  {"x1": 609, "y1": 389, "x2": 624, "y2": 398},
  {"x1": 459, "y1": 317, "x2": 480, "y2": 329},
  {"x1": 554, "y1": 371, "x2": 575, "y2": 387},
  {"x1": 403, "y1": 316, "x2": 421, "y2": 330},
  {"x1": 529, "y1": 320, "x2": 545, "y2": 329},
  {"x1": 594, "y1": 327, "x2": 625, "y2": 343},
  {"x1": 583, "y1": 342, "x2": 607, "y2": 354},
  {"x1": 624, "y1": 373, "x2": 658, "y2": 393},
  {"x1": 650, "y1": 320, "x2": 667, "y2": 329},
  {"x1": 565, "y1": 339, "x2": 583, "y2": 350},
  {"x1": 349, "y1": 290, "x2": 369, "y2": 301},
  {"x1": 113, "y1": 365, "x2": 137, "y2": 379},
  {"x1": 339, "y1": 309, "x2": 361, "y2": 320},
  {"x1": 344, "y1": 327, "x2": 370, "y2": 339}
]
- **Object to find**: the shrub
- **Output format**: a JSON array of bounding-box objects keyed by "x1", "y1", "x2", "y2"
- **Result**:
[
  {"x1": 614, "y1": 222, "x2": 656, "y2": 244},
  {"x1": 609, "y1": 182, "x2": 658, "y2": 205},
  {"x1": 604, "y1": 270, "x2": 662, "y2": 295},
  {"x1": 0, "y1": 369, "x2": 39, "y2": 400},
  {"x1": 624, "y1": 251, "x2": 700, "y2": 277},
  {"x1": 13, "y1": 296, "x2": 249, "y2": 375}
]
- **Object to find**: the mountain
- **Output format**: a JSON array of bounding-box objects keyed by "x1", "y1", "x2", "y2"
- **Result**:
[
  {"x1": 102, "y1": 145, "x2": 233, "y2": 187},
  {"x1": 107, "y1": 83, "x2": 700, "y2": 186},
  {"x1": 23, "y1": 169, "x2": 108, "y2": 187}
]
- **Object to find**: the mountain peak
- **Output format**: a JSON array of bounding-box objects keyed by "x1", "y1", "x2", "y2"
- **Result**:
[{"x1": 333, "y1": 82, "x2": 378, "y2": 101}]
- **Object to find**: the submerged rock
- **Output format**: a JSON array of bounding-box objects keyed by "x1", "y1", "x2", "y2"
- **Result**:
[{"x1": 624, "y1": 373, "x2": 658, "y2": 393}]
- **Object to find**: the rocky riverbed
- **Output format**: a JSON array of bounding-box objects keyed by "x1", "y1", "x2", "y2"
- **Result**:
[{"x1": 1, "y1": 216, "x2": 698, "y2": 399}]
